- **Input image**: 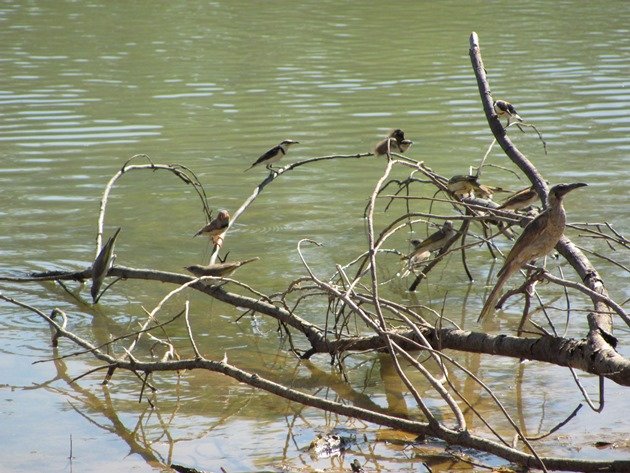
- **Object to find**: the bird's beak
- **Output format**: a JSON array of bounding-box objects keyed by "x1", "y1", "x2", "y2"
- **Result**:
[{"x1": 566, "y1": 182, "x2": 588, "y2": 192}]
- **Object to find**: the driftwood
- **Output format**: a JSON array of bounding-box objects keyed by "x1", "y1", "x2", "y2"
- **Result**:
[{"x1": 1, "y1": 33, "x2": 629, "y2": 472}]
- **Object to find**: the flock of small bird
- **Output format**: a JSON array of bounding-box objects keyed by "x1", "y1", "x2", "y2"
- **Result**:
[{"x1": 186, "y1": 99, "x2": 587, "y2": 319}]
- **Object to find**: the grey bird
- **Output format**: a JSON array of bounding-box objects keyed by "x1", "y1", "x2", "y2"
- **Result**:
[
  {"x1": 493, "y1": 99, "x2": 522, "y2": 126},
  {"x1": 478, "y1": 183, "x2": 587, "y2": 321},
  {"x1": 244, "y1": 139, "x2": 299, "y2": 172},
  {"x1": 185, "y1": 257, "x2": 259, "y2": 279}
]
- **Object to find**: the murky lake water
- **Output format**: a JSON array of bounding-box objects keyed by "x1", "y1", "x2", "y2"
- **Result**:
[{"x1": 1, "y1": 1, "x2": 629, "y2": 471}]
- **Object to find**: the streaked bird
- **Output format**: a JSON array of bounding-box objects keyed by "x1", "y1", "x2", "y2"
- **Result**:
[
  {"x1": 493, "y1": 99, "x2": 522, "y2": 126},
  {"x1": 194, "y1": 209, "x2": 230, "y2": 247},
  {"x1": 244, "y1": 139, "x2": 299, "y2": 172},
  {"x1": 478, "y1": 182, "x2": 587, "y2": 321},
  {"x1": 91, "y1": 227, "x2": 121, "y2": 303},
  {"x1": 498, "y1": 185, "x2": 539, "y2": 211},
  {"x1": 185, "y1": 257, "x2": 259, "y2": 279}
]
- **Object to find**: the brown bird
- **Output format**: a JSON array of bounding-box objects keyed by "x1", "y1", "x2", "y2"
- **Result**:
[
  {"x1": 193, "y1": 209, "x2": 230, "y2": 247},
  {"x1": 373, "y1": 129, "x2": 407, "y2": 156},
  {"x1": 498, "y1": 185, "x2": 539, "y2": 211},
  {"x1": 185, "y1": 257, "x2": 259, "y2": 279},
  {"x1": 447, "y1": 175, "x2": 477, "y2": 198},
  {"x1": 410, "y1": 220, "x2": 457, "y2": 254},
  {"x1": 493, "y1": 99, "x2": 523, "y2": 126},
  {"x1": 478, "y1": 183, "x2": 587, "y2": 321},
  {"x1": 448, "y1": 175, "x2": 504, "y2": 199}
]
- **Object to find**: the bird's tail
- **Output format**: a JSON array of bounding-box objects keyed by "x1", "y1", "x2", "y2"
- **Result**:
[
  {"x1": 243, "y1": 165, "x2": 254, "y2": 172},
  {"x1": 477, "y1": 263, "x2": 515, "y2": 322}
]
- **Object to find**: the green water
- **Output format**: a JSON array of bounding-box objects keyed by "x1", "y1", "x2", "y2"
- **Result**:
[{"x1": 1, "y1": 1, "x2": 629, "y2": 471}]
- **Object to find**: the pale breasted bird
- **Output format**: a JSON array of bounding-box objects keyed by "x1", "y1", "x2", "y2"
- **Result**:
[
  {"x1": 410, "y1": 220, "x2": 457, "y2": 254},
  {"x1": 498, "y1": 185, "x2": 539, "y2": 211},
  {"x1": 447, "y1": 175, "x2": 479, "y2": 198},
  {"x1": 478, "y1": 183, "x2": 587, "y2": 321},
  {"x1": 402, "y1": 244, "x2": 431, "y2": 276},
  {"x1": 193, "y1": 209, "x2": 230, "y2": 247},
  {"x1": 448, "y1": 175, "x2": 504, "y2": 199},
  {"x1": 185, "y1": 257, "x2": 259, "y2": 279},
  {"x1": 493, "y1": 99, "x2": 522, "y2": 126},
  {"x1": 244, "y1": 139, "x2": 299, "y2": 172}
]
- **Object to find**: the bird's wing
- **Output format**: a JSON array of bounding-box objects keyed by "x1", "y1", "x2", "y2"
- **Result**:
[
  {"x1": 253, "y1": 145, "x2": 281, "y2": 165},
  {"x1": 496, "y1": 210, "x2": 549, "y2": 277}
]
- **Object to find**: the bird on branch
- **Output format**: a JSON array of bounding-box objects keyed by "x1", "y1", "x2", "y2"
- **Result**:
[
  {"x1": 447, "y1": 175, "x2": 504, "y2": 199},
  {"x1": 244, "y1": 139, "x2": 299, "y2": 172},
  {"x1": 193, "y1": 209, "x2": 230, "y2": 248},
  {"x1": 185, "y1": 257, "x2": 259, "y2": 279},
  {"x1": 498, "y1": 185, "x2": 539, "y2": 211},
  {"x1": 478, "y1": 182, "x2": 587, "y2": 322},
  {"x1": 401, "y1": 220, "x2": 457, "y2": 277},
  {"x1": 493, "y1": 99, "x2": 523, "y2": 126},
  {"x1": 373, "y1": 129, "x2": 411, "y2": 156}
]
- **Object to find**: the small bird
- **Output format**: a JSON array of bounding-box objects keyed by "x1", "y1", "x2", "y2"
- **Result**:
[
  {"x1": 244, "y1": 139, "x2": 299, "y2": 172},
  {"x1": 410, "y1": 220, "x2": 457, "y2": 254},
  {"x1": 389, "y1": 128, "x2": 406, "y2": 145},
  {"x1": 373, "y1": 129, "x2": 407, "y2": 156},
  {"x1": 498, "y1": 185, "x2": 539, "y2": 211},
  {"x1": 185, "y1": 257, "x2": 259, "y2": 279},
  {"x1": 193, "y1": 209, "x2": 230, "y2": 247},
  {"x1": 401, "y1": 245, "x2": 431, "y2": 277},
  {"x1": 478, "y1": 182, "x2": 587, "y2": 321},
  {"x1": 448, "y1": 175, "x2": 503, "y2": 199},
  {"x1": 447, "y1": 175, "x2": 479, "y2": 198},
  {"x1": 493, "y1": 99, "x2": 522, "y2": 126},
  {"x1": 350, "y1": 459, "x2": 365, "y2": 473}
]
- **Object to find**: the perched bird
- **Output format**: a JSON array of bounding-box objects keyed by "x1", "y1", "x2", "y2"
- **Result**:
[
  {"x1": 410, "y1": 220, "x2": 457, "y2": 254},
  {"x1": 478, "y1": 182, "x2": 587, "y2": 321},
  {"x1": 350, "y1": 459, "x2": 365, "y2": 473},
  {"x1": 185, "y1": 257, "x2": 259, "y2": 279},
  {"x1": 193, "y1": 209, "x2": 230, "y2": 247},
  {"x1": 447, "y1": 175, "x2": 478, "y2": 198},
  {"x1": 448, "y1": 175, "x2": 503, "y2": 199},
  {"x1": 402, "y1": 246, "x2": 431, "y2": 277},
  {"x1": 244, "y1": 139, "x2": 299, "y2": 172},
  {"x1": 373, "y1": 137, "x2": 400, "y2": 156},
  {"x1": 498, "y1": 185, "x2": 539, "y2": 211},
  {"x1": 373, "y1": 129, "x2": 407, "y2": 156},
  {"x1": 389, "y1": 128, "x2": 406, "y2": 145},
  {"x1": 493, "y1": 99, "x2": 522, "y2": 126}
]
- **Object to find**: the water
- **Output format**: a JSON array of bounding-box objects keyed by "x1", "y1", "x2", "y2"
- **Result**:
[{"x1": 1, "y1": 1, "x2": 629, "y2": 471}]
